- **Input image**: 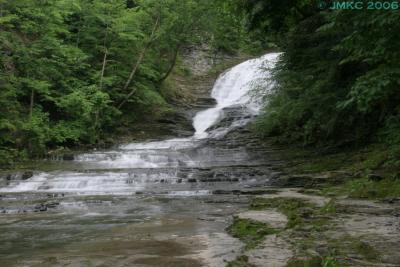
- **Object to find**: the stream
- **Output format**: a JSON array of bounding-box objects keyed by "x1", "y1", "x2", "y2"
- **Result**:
[{"x1": 0, "y1": 53, "x2": 280, "y2": 267}]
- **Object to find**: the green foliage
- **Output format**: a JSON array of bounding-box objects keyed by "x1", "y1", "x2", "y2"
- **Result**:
[
  {"x1": 20, "y1": 111, "x2": 50, "y2": 155},
  {"x1": 0, "y1": 0, "x2": 248, "y2": 166},
  {"x1": 319, "y1": 199, "x2": 336, "y2": 215},
  {"x1": 379, "y1": 116, "x2": 400, "y2": 167},
  {"x1": 251, "y1": 196, "x2": 334, "y2": 233},
  {"x1": 249, "y1": 3, "x2": 400, "y2": 164},
  {"x1": 227, "y1": 217, "x2": 276, "y2": 249},
  {"x1": 351, "y1": 240, "x2": 380, "y2": 261},
  {"x1": 343, "y1": 177, "x2": 400, "y2": 199},
  {"x1": 285, "y1": 256, "x2": 343, "y2": 267},
  {"x1": 285, "y1": 256, "x2": 326, "y2": 267},
  {"x1": 322, "y1": 257, "x2": 340, "y2": 267},
  {"x1": 226, "y1": 255, "x2": 256, "y2": 267},
  {"x1": 251, "y1": 197, "x2": 311, "y2": 228}
]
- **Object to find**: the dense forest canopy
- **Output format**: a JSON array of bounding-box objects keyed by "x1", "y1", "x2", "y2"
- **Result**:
[
  {"x1": 246, "y1": 0, "x2": 400, "y2": 166},
  {"x1": 0, "y1": 0, "x2": 256, "y2": 165},
  {"x1": 1, "y1": 0, "x2": 399, "y2": 167}
]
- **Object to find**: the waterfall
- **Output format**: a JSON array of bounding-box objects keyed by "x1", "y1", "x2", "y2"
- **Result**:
[
  {"x1": 192, "y1": 53, "x2": 280, "y2": 138},
  {"x1": 0, "y1": 53, "x2": 280, "y2": 194}
]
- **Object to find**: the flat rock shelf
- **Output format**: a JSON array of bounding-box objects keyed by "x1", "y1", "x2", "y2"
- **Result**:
[{"x1": 0, "y1": 54, "x2": 281, "y2": 267}]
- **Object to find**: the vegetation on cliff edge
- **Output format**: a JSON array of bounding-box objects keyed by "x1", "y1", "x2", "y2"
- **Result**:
[{"x1": 0, "y1": 0, "x2": 262, "y2": 166}]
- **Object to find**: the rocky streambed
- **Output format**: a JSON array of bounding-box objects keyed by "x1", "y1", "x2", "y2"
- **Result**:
[
  {"x1": 0, "y1": 54, "x2": 278, "y2": 267},
  {"x1": 1, "y1": 53, "x2": 399, "y2": 267}
]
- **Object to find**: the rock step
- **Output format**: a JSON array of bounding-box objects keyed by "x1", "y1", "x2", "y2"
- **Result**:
[{"x1": 237, "y1": 209, "x2": 288, "y2": 229}]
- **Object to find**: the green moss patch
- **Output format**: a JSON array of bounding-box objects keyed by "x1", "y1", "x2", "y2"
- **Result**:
[
  {"x1": 226, "y1": 255, "x2": 256, "y2": 267},
  {"x1": 226, "y1": 217, "x2": 277, "y2": 249},
  {"x1": 285, "y1": 255, "x2": 341, "y2": 267},
  {"x1": 352, "y1": 240, "x2": 380, "y2": 261},
  {"x1": 251, "y1": 197, "x2": 315, "y2": 228},
  {"x1": 324, "y1": 177, "x2": 400, "y2": 199}
]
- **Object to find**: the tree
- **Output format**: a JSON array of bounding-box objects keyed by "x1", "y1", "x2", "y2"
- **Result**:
[
  {"x1": 248, "y1": 1, "x2": 400, "y2": 164},
  {"x1": 0, "y1": 0, "x2": 251, "y2": 165}
]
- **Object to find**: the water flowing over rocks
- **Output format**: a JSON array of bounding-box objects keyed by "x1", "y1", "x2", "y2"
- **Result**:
[
  {"x1": 0, "y1": 53, "x2": 281, "y2": 267},
  {"x1": 1, "y1": 52, "x2": 399, "y2": 267}
]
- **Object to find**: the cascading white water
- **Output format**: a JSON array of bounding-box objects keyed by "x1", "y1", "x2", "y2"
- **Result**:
[
  {"x1": 192, "y1": 53, "x2": 279, "y2": 139},
  {"x1": 0, "y1": 53, "x2": 280, "y2": 194}
]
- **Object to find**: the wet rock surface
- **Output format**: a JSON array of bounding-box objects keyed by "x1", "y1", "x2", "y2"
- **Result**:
[
  {"x1": 1, "y1": 52, "x2": 400, "y2": 267},
  {"x1": 247, "y1": 234, "x2": 293, "y2": 267},
  {"x1": 225, "y1": 185, "x2": 400, "y2": 267},
  {"x1": 0, "y1": 54, "x2": 279, "y2": 267},
  {"x1": 237, "y1": 210, "x2": 288, "y2": 229}
]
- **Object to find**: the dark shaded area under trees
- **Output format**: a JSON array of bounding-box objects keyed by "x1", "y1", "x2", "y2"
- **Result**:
[
  {"x1": 242, "y1": 0, "x2": 400, "y2": 167},
  {"x1": 1, "y1": 0, "x2": 399, "y2": 169},
  {"x1": 0, "y1": 0, "x2": 257, "y2": 166}
]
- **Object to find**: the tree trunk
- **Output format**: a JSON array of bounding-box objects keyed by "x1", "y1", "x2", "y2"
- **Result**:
[
  {"x1": 29, "y1": 89, "x2": 34, "y2": 119},
  {"x1": 157, "y1": 44, "x2": 181, "y2": 84},
  {"x1": 75, "y1": 15, "x2": 83, "y2": 48},
  {"x1": 99, "y1": 12, "x2": 110, "y2": 90},
  {"x1": 117, "y1": 15, "x2": 160, "y2": 109},
  {"x1": 99, "y1": 47, "x2": 108, "y2": 89}
]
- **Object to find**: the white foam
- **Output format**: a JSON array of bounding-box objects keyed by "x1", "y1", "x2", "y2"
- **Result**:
[
  {"x1": 0, "y1": 53, "x2": 280, "y2": 195},
  {"x1": 193, "y1": 53, "x2": 280, "y2": 138}
]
